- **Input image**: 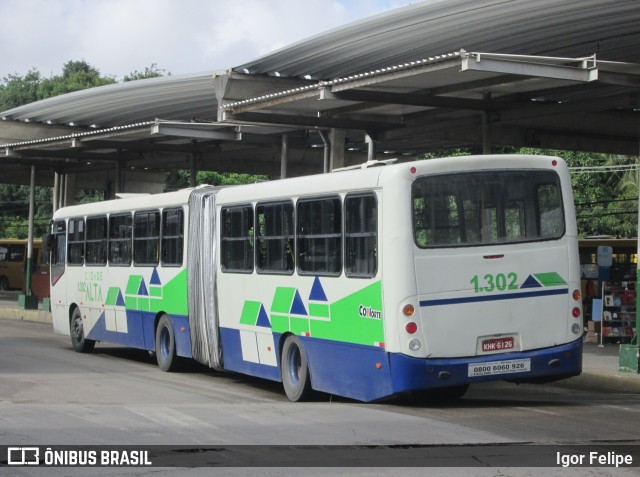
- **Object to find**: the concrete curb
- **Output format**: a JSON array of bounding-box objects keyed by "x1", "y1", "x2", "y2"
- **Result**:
[{"x1": 1, "y1": 308, "x2": 52, "y2": 324}]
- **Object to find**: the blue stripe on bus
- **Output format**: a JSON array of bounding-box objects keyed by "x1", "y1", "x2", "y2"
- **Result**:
[{"x1": 419, "y1": 288, "x2": 569, "y2": 307}]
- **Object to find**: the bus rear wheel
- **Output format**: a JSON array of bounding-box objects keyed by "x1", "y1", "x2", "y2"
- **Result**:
[
  {"x1": 281, "y1": 335, "x2": 312, "y2": 402},
  {"x1": 155, "y1": 314, "x2": 180, "y2": 372},
  {"x1": 70, "y1": 307, "x2": 95, "y2": 353}
]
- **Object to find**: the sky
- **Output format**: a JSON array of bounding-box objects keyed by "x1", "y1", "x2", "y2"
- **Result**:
[{"x1": 0, "y1": 0, "x2": 415, "y2": 81}]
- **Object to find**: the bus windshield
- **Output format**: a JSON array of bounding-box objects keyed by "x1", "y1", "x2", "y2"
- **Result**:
[{"x1": 412, "y1": 170, "x2": 565, "y2": 248}]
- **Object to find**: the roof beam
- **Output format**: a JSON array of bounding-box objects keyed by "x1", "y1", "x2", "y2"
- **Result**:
[
  {"x1": 150, "y1": 122, "x2": 241, "y2": 141},
  {"x1": 462, "y1": 53, "x2": 599, "y2": 82},
  {"x1": 223, "y1": 111, "x2": 403, "y2": 131},
  {"x1": 323, "y1": 88, "x2": 512, "y2": 111}
]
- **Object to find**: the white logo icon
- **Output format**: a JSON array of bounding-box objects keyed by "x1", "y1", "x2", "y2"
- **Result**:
[{"x1": 8, "y1": 447, "x2": 40, "y2": 465}]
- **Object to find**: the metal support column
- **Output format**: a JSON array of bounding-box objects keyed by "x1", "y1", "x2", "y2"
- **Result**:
[
  {"x1": 190, "y1": 140, "x2": 197, "y2": 187},
  {"x1": 366, "y1": 134, "x2": 376, "y2": 162},
  {"x1": 52, "y1": 172, "x2": 59, "y2": 215},
  {"x1": 482, "y1": 92, "x2": 492, "y2": 154},
  {"x1": 329, "y1": 129, "x2": 345, "y2": 171},
  {"x1": 319, "y1": 130, "x2": 330, "y2": 173},
  {"x1": 19, "y1": 166, "x2": 38, "y2": 309},
  {"x1": 281, "y1": 134, "x2": 288, "y2": 179}
]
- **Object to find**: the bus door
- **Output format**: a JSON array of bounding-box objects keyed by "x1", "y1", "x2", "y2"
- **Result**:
[{"x1": 49, "y1": 220, "x2": 67, "y2": 334}]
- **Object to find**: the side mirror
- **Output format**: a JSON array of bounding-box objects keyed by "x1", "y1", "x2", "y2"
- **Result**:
[{"x1": 44, "y1": 234, "x2": 56, "y2": 254}]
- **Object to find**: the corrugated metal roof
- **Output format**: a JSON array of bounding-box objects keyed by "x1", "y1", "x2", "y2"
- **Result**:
[
  {"x1": 0, "y1": 71, "x2": 218, "y2": 128},
  {"x1": 234, "y1": 0, "x2": 640, "y2": 79}
]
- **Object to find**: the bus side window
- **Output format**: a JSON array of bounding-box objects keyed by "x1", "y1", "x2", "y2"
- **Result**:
[
  {"x1": 68, "y1": 218, "x2": 85, "y2": 266},
  {"x1": 109, "y1": 214, "x2": 132, "y2": 266},
  {"x1": 297, "y1": 196, "x2": 341, "y2": 276},
  {"x1": 221, "y1": 205, "x2": 254, "y2": 272},
  {"x1": 161, "y1": 208, "x2": 184, "y2": 266},
  {"x1": 85, "y1": 216, "x2": 107, "y2": 266},
  {"x1": 256, "y1": 201, "x2": 294, "y2": 274},
  {"x1": 345, "y1": 193, "x2": 377, "y2": 278},
  {"x1": 134, "y1": 210, "x2": 160, "y2": 266}
]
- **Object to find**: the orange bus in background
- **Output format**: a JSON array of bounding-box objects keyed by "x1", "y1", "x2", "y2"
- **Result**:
[{"x1": 0, "y1": 239, "x2": 45, "y2": 291}]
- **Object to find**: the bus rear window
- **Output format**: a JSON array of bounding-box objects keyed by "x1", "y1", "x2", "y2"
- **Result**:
[{"x1": 412, "y1": 170, "x2": 565, "y2": 248}]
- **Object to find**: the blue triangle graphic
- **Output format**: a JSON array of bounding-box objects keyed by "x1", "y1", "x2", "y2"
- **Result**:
[
  {"x1": 116, "y1": 290, "x2": 125, "y2": 307},
  {"x1": 520, "y1": 275, "x2": 542, "y2": 289},
  {"x1": 150, "y1": 268, "x2": 161, "y2": 285},
  {"x1": 256, "y1": 304, "x2": 271, "y2": 328},
  {"x1": 309, "y1": 276, "x2": 328, "y2": 302},
  {"x1": 290, "y1": 290, "x2": 308, "y2": 316},
  {"x1": 138, "y1": 278, "x2": 148, "y2": 296}
]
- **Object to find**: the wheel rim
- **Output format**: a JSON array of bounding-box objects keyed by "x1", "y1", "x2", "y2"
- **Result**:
[
  {"x1": 287, "y1": 344, "x2": 301, "y2": 385},
  {"x1": 159, "y1": 326, "x2": 170, "y2": 361},
  {"x1": 72, "y1": 317, "x2": 83, "y2": 341}
]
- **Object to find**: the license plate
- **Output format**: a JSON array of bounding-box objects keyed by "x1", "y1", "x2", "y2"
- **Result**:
[
  {"x1": 468, "y1": 358, "x2": 531, "y2": 377},
  {"x1": 482, "y1": 337, "x2": 514, "y2": 352}
]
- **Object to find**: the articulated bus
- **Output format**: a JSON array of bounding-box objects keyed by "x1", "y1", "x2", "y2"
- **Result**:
[{"x1": 49, "y1": 155, "x2": 583, "y2": 402}]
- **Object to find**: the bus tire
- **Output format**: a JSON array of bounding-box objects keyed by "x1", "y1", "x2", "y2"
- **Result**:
[
  {"x1": 0, "y1": 276, "x2": 8, "y2": 291},
  {"x1": 281, "y1": 335, "x2": 312, "y2": 402},
  {"x1": 70, "y1": 307, "x2": 95, "y2": 353},
  {"x1": 155, "y1": 314, "x2": 180, "y2": 372}
]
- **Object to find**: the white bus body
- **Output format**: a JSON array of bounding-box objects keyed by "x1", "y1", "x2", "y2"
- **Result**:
[{"x1": 50, "y1": 155, "x2": 583, "y2": 402}]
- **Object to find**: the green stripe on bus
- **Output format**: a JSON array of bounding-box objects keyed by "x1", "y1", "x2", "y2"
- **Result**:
[{"x1": 534, "y1": 272, "x2": 567, "y2": 287}]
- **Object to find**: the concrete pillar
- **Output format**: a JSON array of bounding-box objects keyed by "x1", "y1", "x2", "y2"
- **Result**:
[
  {"x1": 281, "y1": 134, "x2": 288, "y2": 179},
  {"x1": 329, "y1": 129, "x2": 345, "y2": 171},
  {"x1": 63, "y1": 174, "x2": 76, "y2": 207},
  {"x1": 482, "y1": 92, "x2": 492, "y2": 155}
]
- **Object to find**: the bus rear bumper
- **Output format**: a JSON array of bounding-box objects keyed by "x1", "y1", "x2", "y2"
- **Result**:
[{"x1": 389, "y1": 338, "x2": 583, "y2": 393}]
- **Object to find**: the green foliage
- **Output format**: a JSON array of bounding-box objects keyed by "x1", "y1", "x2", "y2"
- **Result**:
[
  {"x1": 0, "y1": 69, "x2": 43, "y2": 110},
  {"x1": 517, "y1": 148, "x2": 638, "y2": 238},
  {"x1": 123, "y1": 63, "x2": 168, "y2": 82},
  {"x1": 164, "y1": 170, "x2": 268, "y2": 192},
  {"x1": 0, "y1": 61, "x2": 116, "y2": 110},
  {"x1": 0, "y1": 185, "x2": 52, "y2": 239}
]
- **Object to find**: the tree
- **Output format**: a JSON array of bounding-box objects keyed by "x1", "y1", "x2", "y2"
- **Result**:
[
  {"x1": 37, "y1": 60, "x2": 116, "y2": 98},
  {"x1": 164, "y1": 170, "x2": 268, "y2": 192},
  {"x1": 0, "y1": 69, "x2": 43, "y2": 110},
  {"x1": 123, "y1": 63, "x2": 168, "y2": 82}
]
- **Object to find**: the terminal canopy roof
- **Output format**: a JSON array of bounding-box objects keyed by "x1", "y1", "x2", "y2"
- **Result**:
[{"x1": 2, "y1": 0, "x2": 640, "y2": 186}]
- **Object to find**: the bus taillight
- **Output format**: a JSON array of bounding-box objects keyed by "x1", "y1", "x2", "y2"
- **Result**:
[
  {"x1": 405, "y1": 322, "x2": 418, "y2": 334},
  {"x1": 402, "y1": 304, "x2": 415, "y2": 317}
]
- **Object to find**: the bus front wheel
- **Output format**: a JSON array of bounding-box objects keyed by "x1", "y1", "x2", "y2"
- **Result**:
[
  {"x1": 281, "y1": 335, "x2": 312, "y2": 402},
  {"x1": 155, "y1": 315, "x2": 180, "y2": 372},
  {"x1": 70, "y1": 307, "x2": 95, "y2": 353}
]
